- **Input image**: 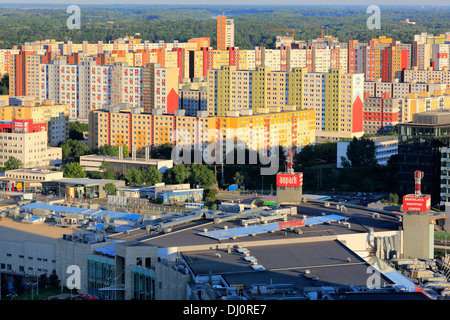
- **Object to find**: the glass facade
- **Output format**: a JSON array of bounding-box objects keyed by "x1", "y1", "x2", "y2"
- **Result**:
[
  {"x1": 398, "y1": 123, "x2": 450, "y2": 205},
  {"x1": 87, "y1": 255, "x2": 116, "y2": 300},
  {"x1": 440, "y1": 147, "x2": 450, "y2": 205},
  {"x1": 132, "y1": 266, "x2": 155, "y2": 300}
]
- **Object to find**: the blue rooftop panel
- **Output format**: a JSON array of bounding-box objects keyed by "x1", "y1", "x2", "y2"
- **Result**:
[{"x1": 19, "y1": 203, "x2": 140, "y2": 222}]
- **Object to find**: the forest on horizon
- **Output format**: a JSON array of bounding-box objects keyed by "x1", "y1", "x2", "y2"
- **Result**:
[{"x1": 0, "y1": 5, "x2": 449, "y2": 49}]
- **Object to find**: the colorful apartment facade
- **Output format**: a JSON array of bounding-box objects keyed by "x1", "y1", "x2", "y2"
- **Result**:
[
  {"x1": 0, "y1": 97, "x2": 69, "y2": 146},
  {"x1": 88, "y1": 105, "x2": 316, "y2": 161},
  {"x1": 0, "y1": 119, "x2": 62, "y2": 168}
]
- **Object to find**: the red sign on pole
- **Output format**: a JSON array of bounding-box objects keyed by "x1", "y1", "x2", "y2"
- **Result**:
[
  {"x1": 402, "y1": 194, "x2": 431, "y2": 212},
  {"x1": 276, "y1": 173, "x2": 303, "y2": 187}
]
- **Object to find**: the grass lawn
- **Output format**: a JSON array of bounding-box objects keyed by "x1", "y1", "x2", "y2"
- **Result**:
[{"x1": 13, "y1": 287, "x2": 73, "y2": 300}]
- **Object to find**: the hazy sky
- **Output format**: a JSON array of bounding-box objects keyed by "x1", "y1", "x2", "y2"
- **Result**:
[{"x1": 6, "y1": 0, "x2": 450, "y2": 5}]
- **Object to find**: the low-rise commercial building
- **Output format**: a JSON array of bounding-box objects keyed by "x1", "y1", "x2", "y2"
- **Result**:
[
  {"x1": 79, "y1": 154, "x2": 173, "y2": 175},
  {"x1": 0, "y1": 168, "x2": 64, "y2": 192},
  {"x1": 41, "y1": 178, "x2": 126, "y2": 199}
]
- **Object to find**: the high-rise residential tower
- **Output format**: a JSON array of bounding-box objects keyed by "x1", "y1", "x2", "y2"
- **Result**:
[{"x1": 217, "y1": 16, "x2": 235, "y2": 51}]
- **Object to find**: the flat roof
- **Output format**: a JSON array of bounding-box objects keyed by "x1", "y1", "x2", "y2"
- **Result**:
[
  {"x1": 80, "y1": 154, "x2": 172, "y2": 164},
  {"x1": 5, "y1": 169, "x2": 63, "y2": 175},
  {"x1": 182, "y1": 240, "x2": 395, "y2": 289},
  {"x1": 0, "y1": 217, "x2": 81, "y2": 243},
  {"x1": 124, "y1": 202, "x2": 401, "y2": 247},
  {"x1": 42, "y1": 178, "x2": 123, "y2": 185}
]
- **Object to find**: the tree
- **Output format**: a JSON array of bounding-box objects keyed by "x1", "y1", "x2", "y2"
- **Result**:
[
  {"x1": 38, "y1": 273, "x2": 48, "y2": 290},
  {"x1": 13, "y1": 275, "x2": 25, "y2": 295},
  {"x1": 203, "y1": 187, "x2": 218, "y2": 202},
  {"x1": 99, "y1": 161, "x2": 111, "y2": 172},
  {"x1": 4, "y1": 157, "x2": 23, "y2": 170},
  {"x1": 233, "y1": 171, "x2": 245, "y2": 186},
  {"x1": 346, "y1": 137, "x2": 377, "y2": 167},
  {"x1": 0, "y1": 74, "x2": 9, "y2": 95},
  {"x1": 125, "y1": 168, "x2": 143, "y2": 185},
  {"x1": 150, "y1": 143, "x2": 173, "y2": 159},
  {"x1": 163, "y1": 163, "x2": 190, "y2": 184},
  {"x1": 143, "y1": 167, "x2": 162, "y2": 186},
  {"x1": 48, "y1": 270, "x2": 60, "y2": 289},
  {"x1": 104, "y1": 183, "x2": 117, "y2": 196},
  {"x1": 97, "y1": 144, "x2": 116, "y2": 156},
  {"x1": 64, "y1": 162, "x2": 86, "y2": 178},
  {"x1": 294, "y1": 144, "x2": 316, "y2": 167},
  {"x1": 69, "y1": 121, "x2": 89, "y2": 140},
  {"x1": 190, "y1": 164, "x2": 216, "y2": 187},
  {"x1": 61, "y1": 139, "x2": 91, "y2": 163},
  {"x1": 113, "y1": 144, "x2": 129, "y2": 158}
]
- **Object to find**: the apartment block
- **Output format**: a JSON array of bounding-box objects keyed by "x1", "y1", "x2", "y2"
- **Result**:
[
  {"x1": 404, "y1": 68, "x2": 450, "y2": 89},
  {"x1": 412, "y1": 42, "x2": 432, "y2": 70},
  {"x1": 324, "y1": 69, "x2": 365, "y2": 137},
  {"x1": 363, "y1": 93, "x2": 401, "y2": 135},
  {"x1": 364, "y1": 79, "x2": 447, "y2": 99},
  {"x1": 381, "y1": 46, "x2": 409, "y2": 82},
  {"x1": 10, "y1": 50, "x2": 45, "y2": 100},
  {"x1": 403, "y1": 90, "x2": 450, "y2": 122},
  {"x1": 217, "y1": 17, "x2": 234, "y2": 51},
  {"x1": 0, "y1": 119, "x2": 62, "y2": 168},
  {"x1": 142, "y1": 63, "x2": 179, "y2": 114},
  {"x1": 432, "y1": 44, "x2": 450, "y2": 71},
  {"x1": 179, "y1": 86, "x2": 208, "y2": 116},
  {"x1": 0, "y1": 97, "x2": 69, "y2": 146},
  {"x1": 0, "y1": 49, "x2": 20, "y2": 76},
  {"x1": 88, "y1": 104, "x2": 315, "y2": 160}
]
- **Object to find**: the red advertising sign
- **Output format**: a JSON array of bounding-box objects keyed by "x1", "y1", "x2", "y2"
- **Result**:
[
  {"x1": 276, "y1": 173, "x2": 303, "y2": 187},
  {"x1": 402, "y1": 194, "x2": 431, "y2": 212},
  {"x1": 279, "y1": 220, "x2": 305, "y2": 229}
]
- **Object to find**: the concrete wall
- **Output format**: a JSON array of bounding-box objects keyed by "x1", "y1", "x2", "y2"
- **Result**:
[
  {"x1": 55, "y1": 238, "x2": 112, "y2": 294},
  {"x1": 402, "y1": 211, "x2": 431, "y2": 259},
  {"x1": 115, "y1": 242, "x2": 159, "y2": 300},
  {"x1": 0, "y1": 239, "x2": 56, "y2": 276}
]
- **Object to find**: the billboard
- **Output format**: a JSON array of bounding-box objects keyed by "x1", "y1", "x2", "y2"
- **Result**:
[
  {"x1": 402, "y1": 194, "x2": 431, "y2": 212},
  {"x1": 276, "y1": 173, "x2": 303, "y2": 187}
]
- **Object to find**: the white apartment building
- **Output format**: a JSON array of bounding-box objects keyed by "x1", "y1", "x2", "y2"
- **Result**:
[
  {"x1": 0, "y1": 120, "x2": 62, "y2": 168},
  {"x1": 432, "y1": 44, "x2": 450, "y2": 71},
  {"x1": 40, "y1": 60, "x2": 146, "y2": 120},
  {"x1": 337, "y1": 136, "x2": 398, "y2": 168}
]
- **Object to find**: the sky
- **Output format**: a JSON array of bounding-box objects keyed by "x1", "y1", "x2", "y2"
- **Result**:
[{"x1": 5, "y1": 0, "x2": 450, "y2": 6}]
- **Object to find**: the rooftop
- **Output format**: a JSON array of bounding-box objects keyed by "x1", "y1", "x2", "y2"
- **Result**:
[
  {"x1": 0, "y1": 216, "x2": 81, "y2": 243},
  {"x1": 80, "y1": 154, "x2": 173, "y2": 164},
  {"x1": 42, "y1": 178, "x2": 124, "y2": 185},
  {"x1": 182, "y1": 240, "x2": 395, "y2": 290},
  {"x1": 411, "y1": 110, "x2": 450, "y2": 126}
]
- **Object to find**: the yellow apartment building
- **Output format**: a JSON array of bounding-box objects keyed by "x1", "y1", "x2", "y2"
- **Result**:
[{"x1": 89, "y1": 106, "x2": 316, "y2": 161}]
